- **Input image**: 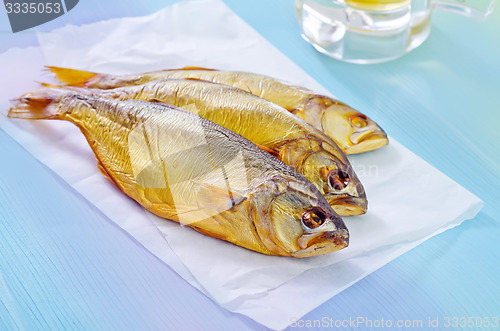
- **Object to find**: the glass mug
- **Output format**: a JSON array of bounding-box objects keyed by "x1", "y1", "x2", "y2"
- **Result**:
[{"x1": 295, "y1": 0, "x2": 496, "y2": 63}]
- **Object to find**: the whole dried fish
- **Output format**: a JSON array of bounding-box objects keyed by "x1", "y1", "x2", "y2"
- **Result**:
[
  {"x1": 8, "y1": 90, "x2": 349, "y2": 257},
  {"x1": 48, "y1": 66, "x2": 388, "y2": 154},
  {"x1": 44, "y1": 78, "x2": 368, "y2": 216}
]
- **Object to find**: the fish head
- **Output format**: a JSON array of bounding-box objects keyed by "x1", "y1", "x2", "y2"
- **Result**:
[
  {"x1": 251, "y1": 176, "x2": 349, "y2": 257},
  {"x1": 315, "y1": 98, "x2": 388, "y2": 154},
  {"x1": 297, "y1": 142, "x2": 367, "y2": 216}
]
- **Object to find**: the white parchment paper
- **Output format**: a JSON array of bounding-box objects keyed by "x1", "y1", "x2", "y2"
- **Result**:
[{"x1": 0, "y1": 0, "x2": 483, "y2": 329}]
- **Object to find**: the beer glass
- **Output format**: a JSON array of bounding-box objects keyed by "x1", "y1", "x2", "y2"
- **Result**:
[{"x1": 295, "y1": 0, "x2": 496, "y2": 63}]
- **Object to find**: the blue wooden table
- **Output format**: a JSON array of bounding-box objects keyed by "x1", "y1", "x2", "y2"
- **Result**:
[{"x1": 1, "y1": 1, "x2": 499, "y2": 330}]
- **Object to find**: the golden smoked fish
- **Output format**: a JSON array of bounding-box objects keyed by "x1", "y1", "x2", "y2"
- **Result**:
[
  {"x1": 45, "y1": 79, "x2": 368, "y2": 216},
  {"x1": 8, "y1": 90, "x2": 349, "y2": 257},
  {"x1": 48, "y1": 66, "x2": 388, "y2": 154}
]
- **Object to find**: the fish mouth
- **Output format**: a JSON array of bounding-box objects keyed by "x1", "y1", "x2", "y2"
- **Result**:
[
  {"x1": 320, "y1": 103, "x2": 388, "y2": 154},
  {"x1": 326, "y1": 194, "x2": 367, "y2": 216},
  {"x1": 293, "y1": 229, "x2": 349, "y2": 258},
  {"x1": 345, "y1": 130, "x2": 388, "y2": 154}
]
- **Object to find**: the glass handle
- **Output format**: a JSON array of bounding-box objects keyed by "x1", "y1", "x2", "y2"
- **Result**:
[{"x1": 432, "y1": 0, "x2": 496, "y2": 20}]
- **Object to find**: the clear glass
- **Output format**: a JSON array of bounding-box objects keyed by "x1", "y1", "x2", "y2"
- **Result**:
[{"x1": 295, "y1": 0, "x2": 496, "y2": 64}]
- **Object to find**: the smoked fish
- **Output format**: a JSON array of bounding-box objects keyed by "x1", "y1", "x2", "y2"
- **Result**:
[
  {"x1": 8, "y1": 90, "x2": 349, "y2": 257},
  {"x1": 43, "y1": 79, "x2": 368, "y2": 216},
  {"x1": 48, "y1": 66, "x2": 388, "y2": 154}
]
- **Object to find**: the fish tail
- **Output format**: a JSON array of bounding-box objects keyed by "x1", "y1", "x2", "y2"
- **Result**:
[
  {"x1": 8, "y1": 89, "x2": 66, "y2": 120},
  {"x1": 46, "y1": 66, "x2": 99, "y2": 87}
]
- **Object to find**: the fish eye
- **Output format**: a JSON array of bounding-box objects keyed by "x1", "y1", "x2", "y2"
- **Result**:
[
  {"x1": 328, "y1": 169, "x2": 350, "y2": 191},
  {"x1": 351, "y1": 114, "x2": 368, "y2": 128},
  {"x1": 301, "y1": 208, "x2": 326, "y2": 229}
]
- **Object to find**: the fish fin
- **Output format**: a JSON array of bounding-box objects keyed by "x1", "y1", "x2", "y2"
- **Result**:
[
  {"x1": 189, "y1": 224, "x2": 228, "y2": 241},
  {"x1": 94, "y1": 156, "x2": 128, "y2": 195},
  {"x1": 183, "y1": 77, "x2": 206, "y2": 82},
  {"x1": 181, "y1": 77, "x2": 223, "y2": 85},
  {"x1": 39, "y1": 82, "x2": 65, "y2": 89},
  {"x1": 46, "y1": 66, "x2": 99, "y2": 87},
  {"x1": 38, "y1": 82, "x2": 91, "y2": 97},
  {"x1": 170, "y1": 66, "x2": 217, "y2": 71},
  {"x1": 167, "y1": 182, "x2": 245, "y2": 228},
  {"x1": 8, "y1": 89, "x2": 63, "y2": 120},
  {"x1": 192, "y1": 180, "x2": 245, "y2": 211},
  {"x1": 96, "y1": 158, "x2": 115, "y2": 184},
  {"x1": 147, "y1": 98, "x2": 166, "y2": 104},
  {"x1": 255, "y1": 143, "x2": 280, "y2": 158}
]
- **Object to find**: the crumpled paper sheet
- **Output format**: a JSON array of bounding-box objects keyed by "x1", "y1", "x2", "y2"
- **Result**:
[{"x1": 0, "y1": 0, "x2": 483, "y2": 329}]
